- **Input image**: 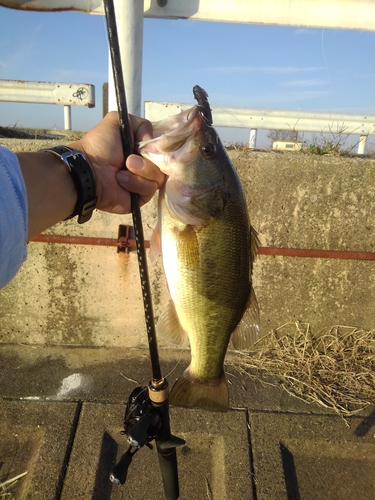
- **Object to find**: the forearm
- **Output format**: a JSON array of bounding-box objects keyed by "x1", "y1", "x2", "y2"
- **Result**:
[{"x1": 17, "y1": 151, "x2": 77, "y2": 240}]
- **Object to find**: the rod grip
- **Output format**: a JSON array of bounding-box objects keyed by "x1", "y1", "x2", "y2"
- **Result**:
[{"x1": 156, "y1": 445, "x2": 180, "y2": 500}]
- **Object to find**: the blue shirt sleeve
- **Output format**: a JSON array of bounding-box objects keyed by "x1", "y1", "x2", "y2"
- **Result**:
[{"x1": 0, "y1": 145, "x2": 28, "y2": 288}]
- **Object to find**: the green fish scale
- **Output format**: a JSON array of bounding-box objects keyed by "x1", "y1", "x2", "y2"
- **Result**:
[{"x1": 162, "y1": 190, "x2": 251, "y2": 382}]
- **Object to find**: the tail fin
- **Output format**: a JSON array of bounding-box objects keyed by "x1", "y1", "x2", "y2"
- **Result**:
[{"x1": 169, "y1": 368, "x2": 229, "y2": 412}]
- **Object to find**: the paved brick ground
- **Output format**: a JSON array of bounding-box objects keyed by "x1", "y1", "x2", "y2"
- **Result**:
[{"x1": 1, "y1": 346, "x2": 374, "y2": 499}]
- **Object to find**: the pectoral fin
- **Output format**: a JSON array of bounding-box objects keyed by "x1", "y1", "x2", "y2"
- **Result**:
[
  {"x1": 150, "y1": 222, "x2": 161, "y2": 262},
  {"x1": 231, "y1": 286, "x2": 260, "y2": 350},
  {"x1": 156, "y1": 299, "x2": 188, "y2": 345}
]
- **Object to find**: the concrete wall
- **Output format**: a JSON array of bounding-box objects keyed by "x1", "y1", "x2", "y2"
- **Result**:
[{"x1": 1, "y1": 144, "x2": 375, "y2": 348}]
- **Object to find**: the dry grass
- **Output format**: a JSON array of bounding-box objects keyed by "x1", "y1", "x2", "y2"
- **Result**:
[
  {"x1": 232, "y1": 322, "x2": 375, "y2": 419},
  {"x1": 0, "y1": 472, "x2": 28, "y2": 499}
]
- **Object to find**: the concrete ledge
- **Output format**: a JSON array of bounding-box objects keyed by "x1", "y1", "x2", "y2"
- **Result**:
[{"x1": 0, "y1": 344, "x2": 336, "y2": 415}]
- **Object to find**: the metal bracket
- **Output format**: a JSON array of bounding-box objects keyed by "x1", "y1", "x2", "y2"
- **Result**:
[{"x1": 117, "y1": 225, "x2": 151, "y2": 254}]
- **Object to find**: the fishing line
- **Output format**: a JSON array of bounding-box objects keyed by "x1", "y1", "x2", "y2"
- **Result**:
[
  {"x1": 163, "y1": 357, "x2": 182, "y2": 380},
  {"x1": 209, "y1": 105, "x2": 248, "y2": 129}
]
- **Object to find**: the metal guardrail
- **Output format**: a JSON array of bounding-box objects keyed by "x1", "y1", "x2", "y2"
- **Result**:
[
  {"x1": 0, "y1": 79, "x2": 95, "y2": 130},
  {"x1": 2, "y1": 0, "x2": 375, "y2": 31},
  {"x1": 144, "y1": 101, "x2": 375, "y2": 154}
]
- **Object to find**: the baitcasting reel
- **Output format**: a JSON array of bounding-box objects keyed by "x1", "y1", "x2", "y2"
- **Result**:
[
  {"x1": 110, "y1": 383, "x2": 185, "y2": 490},
  {"x1": 123, "y1": 386, "x2": 161, "y2": 449}
]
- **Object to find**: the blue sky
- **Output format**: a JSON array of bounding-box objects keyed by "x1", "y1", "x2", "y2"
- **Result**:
[{"x1": 0, "y1": 7, "x2": 374, "y2": 147}]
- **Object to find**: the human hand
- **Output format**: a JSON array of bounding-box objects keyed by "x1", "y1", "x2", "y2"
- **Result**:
[{"x1": 69, "y1": 112, "x2": 165, "y2": 214}]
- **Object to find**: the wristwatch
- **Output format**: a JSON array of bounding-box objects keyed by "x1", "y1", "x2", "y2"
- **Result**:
[{"x1": 40, "y1": 146, "x2": 98, "y2": 224}]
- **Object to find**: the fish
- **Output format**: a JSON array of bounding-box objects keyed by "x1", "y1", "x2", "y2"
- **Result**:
[{"x1": 137, "y1": 86, "x2": 260, "y2": 412}]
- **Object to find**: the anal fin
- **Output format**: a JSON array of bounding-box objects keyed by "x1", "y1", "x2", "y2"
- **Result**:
[{"x1": 231, "y1": 286, "x2": 260, "y2": 350}]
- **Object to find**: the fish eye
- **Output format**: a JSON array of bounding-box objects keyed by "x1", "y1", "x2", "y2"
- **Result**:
[{"x1": 200, "y1": 143, "x2": 217, "y2": 159}]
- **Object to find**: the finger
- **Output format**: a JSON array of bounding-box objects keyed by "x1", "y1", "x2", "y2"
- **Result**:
[
  {"x1": 126, "y1": 154, "x2": 165, "y2": 189},
  {"x1": 116, "y1": 170, "x2": 159, "y2": 204},
  {"x1": 103, "y1": 110, "x2": 120, "y2": 127},
  {"x1": 129, "y1": 115, "x2": 153, "y2": 142}
]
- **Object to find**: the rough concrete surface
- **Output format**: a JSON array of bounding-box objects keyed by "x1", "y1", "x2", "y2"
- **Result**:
[
  {"x1": 61, "y1": 404, "x2": 252, "y2": 500},
  {"x1": 250, "y1": 412, "x2": 375, "y2": 500},
  {"x1": 1, "y1": 139, "x2": 375, "y2": 347},
  {"x1": 0, "y1": 344, "x2": 332, "y2": 415},
  {"x1": 0, "y1": 400, "x2": 78, "y2": 499}
]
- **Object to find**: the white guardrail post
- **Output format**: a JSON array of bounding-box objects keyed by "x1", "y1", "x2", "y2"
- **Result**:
[
  {"x1": 249, "y1": 129, "x2": 257, "y2": 149},
  {"x1": 145, "y1": 102, "x2": 375, "y2": 154},
  {"x1": 64, "y1": 105, "x2": 72, "y2": 130},
  {"x1": 0, "y1": 80, "x2": 95, "y2": 130},
  {"x1": 358, "y1": 135, "x2": 367, "y2": 155},
  {"x1": 107, "y1": 0, "x2": 144, "y2": 116}
]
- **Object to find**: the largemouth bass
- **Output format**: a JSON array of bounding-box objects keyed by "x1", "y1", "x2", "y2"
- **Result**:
[{"x1": 138, "y1": 87, "x2": 259, "y2": 412}]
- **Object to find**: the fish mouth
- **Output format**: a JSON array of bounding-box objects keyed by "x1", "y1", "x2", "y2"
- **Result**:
[
  {"x1": 137, "y1": 105, "x2": 207, "y2": 155},
  {"x1": 155, "y1": 105, "x2": 207, "y2": 140}
]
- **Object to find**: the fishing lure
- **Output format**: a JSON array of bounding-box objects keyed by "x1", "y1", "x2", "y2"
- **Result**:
[{"x1": 193, "y1": 85, "x2": 213, "y2": 125}]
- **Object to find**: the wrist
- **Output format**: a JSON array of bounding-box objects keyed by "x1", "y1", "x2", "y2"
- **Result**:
[
  {"x1": 67, "y1": 140, "x2": 96, "y2": 177},
  {"x1": 40, "y1": 146, "x2": 98, "y2": 224},
  {"x1": 17, "y1": 151, "x2": 78, "y2": 239}
]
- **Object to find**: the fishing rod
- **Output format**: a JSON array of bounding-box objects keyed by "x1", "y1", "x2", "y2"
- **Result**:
[{"x1": 103, "y1": 1, "x2": 184, "y2": 499}]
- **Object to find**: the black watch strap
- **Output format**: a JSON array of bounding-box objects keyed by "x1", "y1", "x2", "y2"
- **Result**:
[{"x1": 40, "y1": 145, "x2": 98, "y2": 224}]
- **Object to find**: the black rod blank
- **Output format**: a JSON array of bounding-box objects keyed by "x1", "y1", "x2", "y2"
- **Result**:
[
  {"x1": 103, "y1": 0, "x2": 162, "y2": 382},
  {"x1": 103, "y1": 4, "x2": 182, "y2": 498}
]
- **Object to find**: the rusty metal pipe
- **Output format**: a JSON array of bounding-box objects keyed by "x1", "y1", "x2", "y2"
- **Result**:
[
  {"x1": 31, "y1": 233, "x2": 150, "y2": 249},
  {"x1": 30, "y1": 234, "x2": 375, "y2": 261},
  {"x1": 258, "y1": 247, "x2": 375, "y2": 261},
  {"x1": 32, "y1": 234, "x2": 118, "y2": 246}
]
